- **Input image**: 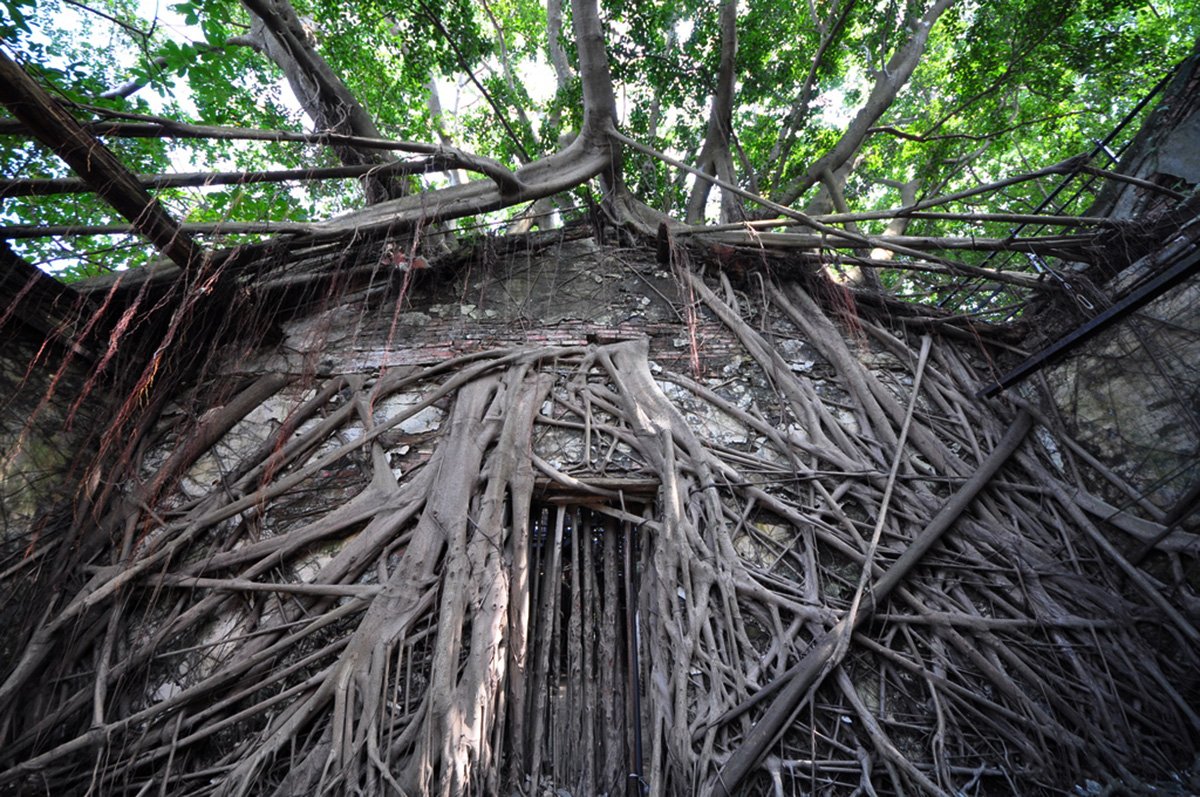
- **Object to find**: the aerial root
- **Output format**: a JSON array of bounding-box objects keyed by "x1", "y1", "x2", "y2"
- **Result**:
[{"x1": 1, "y1": 281, "x2": 1194, "y2": 796}]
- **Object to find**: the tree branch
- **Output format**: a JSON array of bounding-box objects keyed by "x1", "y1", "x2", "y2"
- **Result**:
[
  {"x1": 867, "y1": 110, "x2": 1090, "y2": 144},
  {"x1": 238, "y1": 0, "x2": 407, "y2": 202},
  {"x1": 770, "y1": 0, "x2": 955, "y2": 210},
  {"x1": 0, "y1": 113, "x2": 525, "y2": 195},
  {"x1": 684, "y1": 0, "x2": 741, "y2": 224},
  {"x1": 765, "y1": 0, "x2": 857, "y2": 184},
  {"x1": 0, "y1": 153, "x2": 522, "y2": 197},
  {"x1": 0, "y1": 50, "x2": 204, "y2": 271},
  {"x1": 417, "y1": 0, "x2": 532, "y2": 163}
]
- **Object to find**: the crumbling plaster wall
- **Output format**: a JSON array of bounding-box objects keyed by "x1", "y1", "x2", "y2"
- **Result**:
[
  {"x1": 221, "y1": 237, "x2": 910, "y2": 469},
  {"x1": 0, "y1": 326, "x2": 101, "y2": 534},
  {"x1": 130, "y1": 236, "x2": 924, "y2": 696},
  {"x1": 1046, "y1": 272, "x2": 1200, "y2": 510}
]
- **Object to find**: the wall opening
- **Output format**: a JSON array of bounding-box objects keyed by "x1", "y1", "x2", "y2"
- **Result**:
[{"x1": 522, "y1": 501, "x2": 649, "y2": 796}]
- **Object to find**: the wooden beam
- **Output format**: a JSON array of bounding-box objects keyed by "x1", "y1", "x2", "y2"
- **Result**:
[
  {"x1": 533, "y1": 476, "x2": 659, "y2": 503},
  {"x1": 0, "y1": 51, "x2": 204, "y2": 271}
]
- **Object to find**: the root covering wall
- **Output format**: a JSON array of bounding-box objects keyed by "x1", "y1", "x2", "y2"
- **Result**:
[{"x1": 1, "y1": 236, "x2": 1197, "y2": 796}]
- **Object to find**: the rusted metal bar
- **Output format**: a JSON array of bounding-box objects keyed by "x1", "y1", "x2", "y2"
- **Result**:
[{"x1": 624, "y1": 519, "x2": 645, "y2": 796}]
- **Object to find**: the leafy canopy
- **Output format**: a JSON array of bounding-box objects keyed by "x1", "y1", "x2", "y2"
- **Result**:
[{"x1": 1, "y1": 0, "x2": 1196, "y2": 285}]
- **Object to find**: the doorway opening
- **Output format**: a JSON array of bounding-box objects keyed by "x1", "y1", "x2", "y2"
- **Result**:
[{"x1": 520, "y1": 499, "x2": 651, "y2": 797}]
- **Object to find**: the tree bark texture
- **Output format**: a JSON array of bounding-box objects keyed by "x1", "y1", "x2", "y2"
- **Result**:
[{"x1": 2, "y1": 240, "x2": 1194, "y2": 795}]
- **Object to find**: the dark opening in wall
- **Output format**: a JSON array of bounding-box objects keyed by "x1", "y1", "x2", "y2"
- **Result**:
[{"x1": 522, "y1": 501, "x2": 650, "y2": 796}]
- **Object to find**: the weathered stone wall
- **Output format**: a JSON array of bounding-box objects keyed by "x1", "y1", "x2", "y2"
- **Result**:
[
  {"x1": 7, "y1": 234, "x2": 1198, "y2": 796},
  {"x1": 0, "y1": 325, "x2": 101, "y2": 538},
  {"x1": 242, "y1": 239, "x2": 743, "y2": 374},
  {"x1": 1047, "y1": 272, "x2": 1200, "y2": 510}
]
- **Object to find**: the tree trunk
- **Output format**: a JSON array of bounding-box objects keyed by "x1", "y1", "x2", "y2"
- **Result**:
[
  {"x1": 685, "y1": 0, "x2": 742, "y2": 225},
  {"x1": 236, "y1": 0, "x2": 409, "y2": 203},
  {"x1": 769, "y1": 0, "x2": 955, "y2": 210}
]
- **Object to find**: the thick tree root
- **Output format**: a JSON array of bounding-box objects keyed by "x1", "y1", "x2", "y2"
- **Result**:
[{"x1": 1, "y1": 271, "x2": 1195, "y2": 797}]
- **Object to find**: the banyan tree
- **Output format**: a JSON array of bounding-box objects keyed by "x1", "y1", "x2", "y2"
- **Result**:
[{"x1": 1, "y1": 0, "x2": 1198, "y2": 794}]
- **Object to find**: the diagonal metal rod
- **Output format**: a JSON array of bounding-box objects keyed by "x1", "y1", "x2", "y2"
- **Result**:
[
  {"x1": 938, "y1": 66, "x2": 1176, "y2": 313},
  {"x1": 977, "y1": 248, "x2": 1200, "y2": 398},
  {"x1": 0, "y1": 51, "x2": 205, "y2": 272}
]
